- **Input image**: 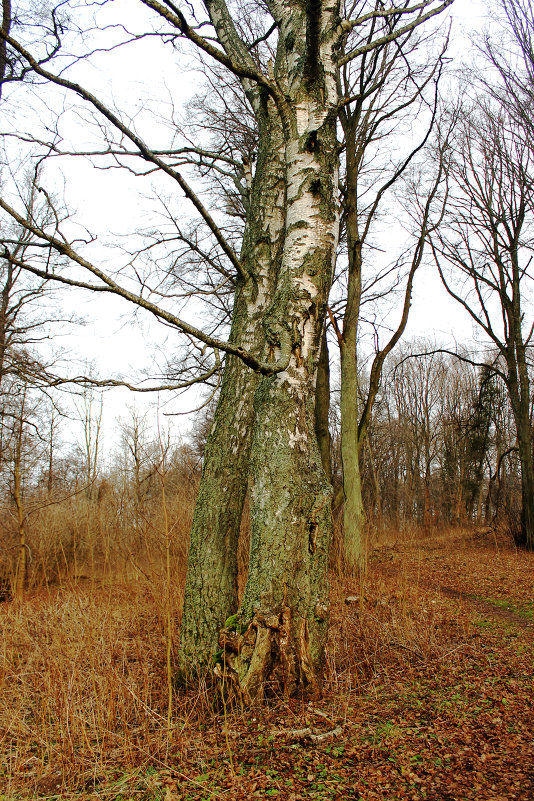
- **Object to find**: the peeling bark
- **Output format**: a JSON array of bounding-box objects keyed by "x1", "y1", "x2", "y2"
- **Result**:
[{"x1": 216, "y1": 2, "x2": 341, "y2": 700}]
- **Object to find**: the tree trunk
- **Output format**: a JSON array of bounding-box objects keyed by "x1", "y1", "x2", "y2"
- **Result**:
[
  {"x1": 340, "y1": 132, "x2": 365, "y2": 572},
  {"x1": 514, "y1": 400, "x2": 534, "y2": 550},
  {"x1": 217, "y1": 13, "x2": 340, "y2": 696},
  {"x1": 515, "y1": 324, "x2": 534, "y2": 550},
  {"x1": 315, "y1": 329, "x2": 331, "y2": 481},
  {"x1": 13, "y1": 390, "x2": 26, "y2": 600},
  {"x1": 179, "y1": 109, "x2": 286, "y2": 674},
  {"x1": 505, "y1": 302, "x2": 534, "y2": 550},
  {"x1": 340, "y1": 336, "x2": 365, "y2": 571},
  {"x1": 0, "y1": 0, "x2": 11, "y2": 101},
  {"x1": 14, "y1": 461, "x2": 26, "y2": 600},
  {"x1": 227, "y1": 366, "x2": 333, "y2": 702},
  {"x1": 178, "y1": 326, "x2": 259, "y2": 673}
]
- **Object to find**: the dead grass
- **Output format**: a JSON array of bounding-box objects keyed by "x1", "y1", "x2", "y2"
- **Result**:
[{"x1": 1, "y1": 527, "x2": 533, "y2": 800}]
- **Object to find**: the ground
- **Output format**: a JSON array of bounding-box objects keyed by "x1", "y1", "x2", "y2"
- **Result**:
[{"x1": 1, "y1": 528, "x2": 533, "y2": 800}]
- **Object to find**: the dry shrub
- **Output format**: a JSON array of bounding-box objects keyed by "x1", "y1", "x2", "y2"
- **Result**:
[
  {"x1": 0, "y1": 451, "x2": 211, "y2": 797},
  {"x1": 0, "y1": 583, "x2": 218, "y2": 797},
  {"x1": 0, "y1": 447, "x2": 199, "y2": 598},
  {"x1": 326, "y1": 544, "x2": 471, "y2": 698},
  {"x1": 1, "y1": 496, "x2": 513, "y2": 800},
  {"x1": 1, "y1": 530, "x2": 481, "y2": 798},
  {"x1": 1, "y1": 585, "x2": 165, "y2": 793}
]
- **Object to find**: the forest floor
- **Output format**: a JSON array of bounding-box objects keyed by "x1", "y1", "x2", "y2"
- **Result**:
[{"x1": 1, "y1": 528, "x2": 533, "y2": 801}]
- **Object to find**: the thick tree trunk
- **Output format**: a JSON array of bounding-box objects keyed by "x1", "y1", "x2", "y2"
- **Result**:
[
  {"x1": 217, "y1": 9, "x2": 341, "y2": 696},
  {"x1": 515, "y1": 334, "x2": 534, "y2": 550},
  {"x1": 0, "y1": 0, "x2": 11, "y2": 101},
  {"x1": 505, "y1": 311, "x2": 534, "y2": 550},
  {"x1": 178, "y1": 324, "x2": 259, "y2": 673},
  {"x1": 179, "y1": 110, "x2": 286, "y2": 674},
  {"x1": 225, "y1": 367, "x2": 333, "y2": 702},
  {"x1": 514, "y1": 401, "x2": 534, "y2": 550}
]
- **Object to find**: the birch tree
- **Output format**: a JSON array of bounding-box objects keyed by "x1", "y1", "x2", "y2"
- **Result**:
[{"x1": 0, "y1": 0, "x2": 454, "y2": 699}]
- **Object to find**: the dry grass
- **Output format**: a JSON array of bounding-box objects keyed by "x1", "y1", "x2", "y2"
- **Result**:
[{"x1": 1, "y1": 517, "x2": 532, "y2": 800}]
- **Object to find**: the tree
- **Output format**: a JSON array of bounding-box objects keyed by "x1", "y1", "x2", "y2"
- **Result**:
[
  {"x1": 0, "y1": 0, "x2": 454, "y2": 699},
  {"x1": 432, "y1": 95, "x2": 534, "y2": 548},
  {"x1": 0, "y1": 0, "x2": 11, "y2": 100},
  {"x1": 336, "y1": 86, "x2": 451, "y2": 569},
  {"x1": 481, "y1": 0, "x2": 534, "y2": 144}
]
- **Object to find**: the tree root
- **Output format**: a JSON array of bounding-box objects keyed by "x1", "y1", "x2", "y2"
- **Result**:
[{"x1": 214, "y1": 605, "x2": 323, "y2": 704}]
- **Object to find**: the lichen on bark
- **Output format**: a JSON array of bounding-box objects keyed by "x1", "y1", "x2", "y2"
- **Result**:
[{"x1": 178, "y1": 106, "x2": 286, "y2": 676}]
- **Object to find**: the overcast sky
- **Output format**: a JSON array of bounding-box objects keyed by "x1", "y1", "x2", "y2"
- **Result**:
[{"x1": 3, "y1": 0, "x2": 503, "y2": 456}]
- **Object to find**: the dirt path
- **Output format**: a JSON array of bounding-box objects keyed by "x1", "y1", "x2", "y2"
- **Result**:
[{"x1": 438, "y1": 584, "x2": 534, "y2": 630}]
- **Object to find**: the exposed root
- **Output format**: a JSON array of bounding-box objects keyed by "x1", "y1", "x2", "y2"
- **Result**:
[{"x1": 214, "y1": 605, "x2": 324, "y2": 704}]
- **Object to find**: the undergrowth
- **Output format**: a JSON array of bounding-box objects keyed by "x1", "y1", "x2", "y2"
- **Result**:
[{"x1": 1, "y1": 528, "x2": 533, "y2": 800}]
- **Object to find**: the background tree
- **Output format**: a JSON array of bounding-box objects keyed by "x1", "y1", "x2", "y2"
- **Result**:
[
  {"x1": 0, "y1": 0, "x2": 11, "y2": 99},
  {"x1": 432, "y1": 95, "x2": 534, "y2": 548},
  {"x1": 328, "y1": 13, "x2": 451, "y2": 571}
]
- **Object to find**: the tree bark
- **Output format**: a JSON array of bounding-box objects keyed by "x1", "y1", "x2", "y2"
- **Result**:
[
  {"x1": 340, "y1": 335, "x2": 365, "y2": 571},
  {"x1": 508, "y1": 359, "x2": 534, "y2": 549},
  {"x1": 315, "y1": 329, "x2": 332, "y2": 481},
  {"x1": 0, "y1": 0, "x2": 11, "y2": 100},
  {"x1": 216, "y1": 2, "x2": 341, "y2": 699},
  {"x1": 179, "y1": 107, "x2": 286, "y2": 674},
  {"x1": 340, "y1": 129, "x2": 365, "y2": 572},
  {"x1": 13, "y1": 388, "x2": 26, "y2": 600}
]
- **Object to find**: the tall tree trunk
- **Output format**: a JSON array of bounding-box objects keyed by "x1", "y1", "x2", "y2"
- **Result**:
[
  {"x1": 340, "y1": 131, "x2": 365, "y2": 573},
  {"x1": 340, "y1": 335, "x2": 365, "y2": 571},
  {"x1": 13, "y1": 388, "x2": 26, "y2": 600},
  {"x1": 178, "y1": 321, "x2": 258, "y2": 673},
  {"x1": 232, "y1": 360, "x2": 333, "y2": 702},
  {"x1": 505, "y1": 295, "x2": 534, "y2": 550},
  {"x1": 217, "y1": 11, "x2": 341, "y2": 696},
  {"x1": 515, "y1": 322, "x2": 534, "y2": 550},
  {"x1": 315, "y1": 329, "x2": 331, "y2": 481},
  {"x1": 179, "y1": 109, "x2": 286, "y2": 674},
  {"x1": 514, "y1": 397, "x2": 534, "y2": 549},
  {"x1": 0, "y1": 0, "x2": 11, "y2": 100}
]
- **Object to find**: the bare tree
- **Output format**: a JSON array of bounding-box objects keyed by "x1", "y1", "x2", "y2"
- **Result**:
[
  {"x1": 481, "y1": 0, "x2": 534, "y2": 143},
  {"x1": 432, "y1": 95, "x2": 534, "y2": 548},
  {"x1": 324, "y1": 15, "x2": 454, "y2": 570},
  {"x1": 0, "y1": 0, "x2": 11, "y2": 99}
]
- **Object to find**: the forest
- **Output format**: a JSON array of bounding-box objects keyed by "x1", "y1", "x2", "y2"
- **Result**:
[{"x1": 0, "y1": 0, "x2": 533, "y2": 799}]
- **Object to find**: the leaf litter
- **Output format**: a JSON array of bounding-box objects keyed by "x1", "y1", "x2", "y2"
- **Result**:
[{"x1": 1, "y1": 529, "x2": 532, "y2": 800}]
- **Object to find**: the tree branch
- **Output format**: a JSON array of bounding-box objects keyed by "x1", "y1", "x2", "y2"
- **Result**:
[{"x1": 0, "y1": 32, "x2": 247, "y2": 282}]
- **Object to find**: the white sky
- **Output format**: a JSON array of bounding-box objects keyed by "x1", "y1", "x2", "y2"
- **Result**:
[{"x1": 2, "y1": 0, "x2": 502, "y2": 458}]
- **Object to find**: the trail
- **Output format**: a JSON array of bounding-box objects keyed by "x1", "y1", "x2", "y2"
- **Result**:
[{"x1": 438, "y1": 584, "x2": 534, "y2": 630}]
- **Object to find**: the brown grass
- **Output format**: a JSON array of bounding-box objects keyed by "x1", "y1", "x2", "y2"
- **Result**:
[{"x1": 1, "y1": 514, "x2": 532, "y2": 800}]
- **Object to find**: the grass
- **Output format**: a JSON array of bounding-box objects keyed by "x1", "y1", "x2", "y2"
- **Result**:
[{"x1": 1, "y1": 527, "x2": 533, "y2": 800}]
